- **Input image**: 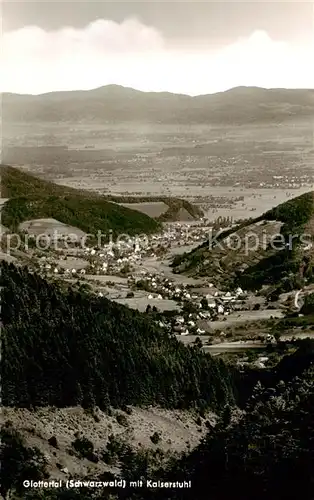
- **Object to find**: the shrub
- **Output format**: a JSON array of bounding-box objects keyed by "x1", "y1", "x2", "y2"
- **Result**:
[
  {"x1": 48, "y1": 436, "x2": 58, "y2": 448},
  {"x1": 71, "y1": 436, "x2": 94, "y2": 459},
  {"x1": 121, "y1": 404, "x2": 132, "y2": 415},
  {"x1": 150, "y1": 432, "x2": 161, "y2": 445},
  {"x1": 116, "y1": 414, "x2": 128, "y2": 427}
]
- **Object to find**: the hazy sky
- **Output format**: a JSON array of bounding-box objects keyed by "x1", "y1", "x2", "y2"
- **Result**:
[{"x1": 1, "y1": 1, "x2": 313, "y2": 95}]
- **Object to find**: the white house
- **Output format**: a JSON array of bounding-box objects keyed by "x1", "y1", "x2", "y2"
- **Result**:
[
  {"x1": 197, "y1": 328, "x2": 206, "y2": 334},
  {"x1": 176, "y1": 317, "x2": 185, "y2": 324}
]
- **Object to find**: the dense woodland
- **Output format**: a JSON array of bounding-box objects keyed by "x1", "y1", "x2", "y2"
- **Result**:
[
  {"x1": 2, "y1": 347, "x2": 314, "y2": 500},
  {"x1": 1, "y1": 260, "x2": 314, "y2": 499},
  {"x1": 1, "y1": 262, "x2": 236, "y2": 411},
  {"x1": 152, "y1": 361, "x2": 314, "y2": 500}
]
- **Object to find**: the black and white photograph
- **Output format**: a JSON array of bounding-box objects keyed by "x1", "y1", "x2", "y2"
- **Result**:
[{"x1": 1, "y1": 1, "x2": 314, "y2": 499}]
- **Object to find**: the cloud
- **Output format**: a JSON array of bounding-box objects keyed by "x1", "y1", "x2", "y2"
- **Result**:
[{"x1": 1, "y1": 19, "x2": 313, "y2": 95}]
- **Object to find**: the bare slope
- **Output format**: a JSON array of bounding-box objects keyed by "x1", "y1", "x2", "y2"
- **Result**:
[{"x1": 1, "y1": 406, "x2": 216, "y2": 480}]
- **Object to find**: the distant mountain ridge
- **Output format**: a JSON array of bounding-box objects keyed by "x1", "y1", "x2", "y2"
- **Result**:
[{"x1": 2, "y1": 85, "x2": 314, "y2": 124}]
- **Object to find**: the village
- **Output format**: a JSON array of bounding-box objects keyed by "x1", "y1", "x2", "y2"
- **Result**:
[
  {"x1": 1, "y1": 207, "x2": 291, "y2": 355},
  {"x1": 11, "y1": 217, "x2": 282, "y2": 351}
]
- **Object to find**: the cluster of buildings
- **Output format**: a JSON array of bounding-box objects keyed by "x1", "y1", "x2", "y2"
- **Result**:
[
  {"x1": 130, "y1": 271, "x2": 247, "y2": 335},
  {"x1": 36, "y1": 222, "x2": 215, "y2": 278},
  {"x1": 30, "y1": 222, "x2": 255, "y2": 339}
]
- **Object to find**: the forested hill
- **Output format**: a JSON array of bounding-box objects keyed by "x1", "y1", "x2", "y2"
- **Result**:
[
  {"x1": 1, "y1": 262, "x2": 236, "y2": 411},
  {"x1": 150, "y1": 361, "x2": 314, "y2": 500},
  {"x1": 3, "y1": 345, "x2": 313, "y2": 500},
  {"x1": 172, "y1": 190, "x2": 314, "y2": 293},
  {"x1": 1, "y1": 165, "x2": 201, "y2": 227},
  {"x1": 1, "y1": 165, "x2": 160, "y2": 235}
]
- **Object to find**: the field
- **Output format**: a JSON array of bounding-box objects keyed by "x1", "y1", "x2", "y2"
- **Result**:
[
  {"x1": 19, "y1": 218, "x2": 87, "y2": 239},
  {"x1": 2, "y1": 120, "x2": 313, "y2": 223},
  {"x1": 114, "y1": 296, "x2": 180, "y2": 313},
  {"x1": 119, "y1": 201, "x2": 168, "y2": 218}
]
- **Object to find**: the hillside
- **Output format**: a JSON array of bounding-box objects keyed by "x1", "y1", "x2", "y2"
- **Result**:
[
  {"x1": 149, "y1": 355, "x2": 314, "y2": 500},
  {"x1": 1, "y1": 166, "x2": 201, "y2": 229},
  {"x1": 172, "y1": 191, "x2": 314, "y2": 293},
  {"x1": 1, "y1": 261, "x2": 236, "y2": 411},
  {"x1": 2, "y1": 344, "x2": 314, "y2": 500},
  {"x1": 0, "y1": 166, "x2": 161, "y2": 235},
  {"x1": 2, "y1": 85, "x2": 314, "y2": 125}
]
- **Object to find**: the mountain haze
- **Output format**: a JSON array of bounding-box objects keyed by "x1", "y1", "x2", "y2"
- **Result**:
[{"x1": 2, "y1": 85, "x2": 314, "y2": 124}]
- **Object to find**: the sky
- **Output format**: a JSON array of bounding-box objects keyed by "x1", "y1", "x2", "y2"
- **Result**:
[{"x1": 1, "y1": 1, "x2": 314, "y2": 95}]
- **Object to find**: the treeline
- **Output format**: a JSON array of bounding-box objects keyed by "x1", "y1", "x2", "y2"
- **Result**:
[{"x1": 1, "y1": 262, "x2": 236, "y2": 411}]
